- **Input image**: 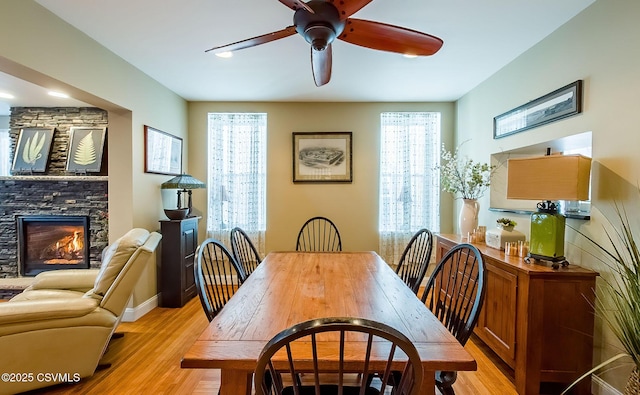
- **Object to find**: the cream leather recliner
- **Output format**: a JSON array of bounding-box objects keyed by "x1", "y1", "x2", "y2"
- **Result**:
[{"x1": 0, "y1": 228, "x2": 161, "y2": 395}]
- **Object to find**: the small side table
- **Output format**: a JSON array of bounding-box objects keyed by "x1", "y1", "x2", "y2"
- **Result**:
[{"x1": 159, "y1": 217, "x2": 199, "y2": 307}]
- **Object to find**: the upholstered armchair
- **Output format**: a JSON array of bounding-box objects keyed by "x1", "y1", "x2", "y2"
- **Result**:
[{"x1": 0, "y1": 228, "x2": 161, "y2": 395}]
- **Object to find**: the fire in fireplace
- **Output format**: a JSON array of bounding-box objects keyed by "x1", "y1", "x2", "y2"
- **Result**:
[{"x1": 17, "y1": 216, "x2": 90, "y2": 276}]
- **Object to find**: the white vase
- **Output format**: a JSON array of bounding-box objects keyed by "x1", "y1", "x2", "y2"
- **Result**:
[{"x1": 459, "y1": 198, "x2": 479, "y2": 236}]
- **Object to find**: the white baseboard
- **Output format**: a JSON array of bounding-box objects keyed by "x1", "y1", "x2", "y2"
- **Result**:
[
  {"x1": 592, "y1": 375, "x2": 622, "y2": 395},
  {"x1": 121, "y1": 294, "x2": 158, "y2": 322}
]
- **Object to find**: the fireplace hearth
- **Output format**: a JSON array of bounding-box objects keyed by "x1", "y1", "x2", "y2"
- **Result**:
[{"x1": 17, "y1": 216, "x2": 90, "y2": 276}]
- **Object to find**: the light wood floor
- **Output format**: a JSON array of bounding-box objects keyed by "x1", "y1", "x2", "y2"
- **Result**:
[{"x1": 25, "y1": 297, "x2": 518, "y2": 395}]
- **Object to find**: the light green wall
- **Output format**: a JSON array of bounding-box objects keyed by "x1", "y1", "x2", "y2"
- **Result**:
[
  {"x1": 188, "y1": 102, "x2": 455, "y2": 253},
  {"x1": 457, "y1": 0, "x2": 640, "y2": 391},
  {"x1": 0, "y1": 1, "x2": 189, "y2": 305}
]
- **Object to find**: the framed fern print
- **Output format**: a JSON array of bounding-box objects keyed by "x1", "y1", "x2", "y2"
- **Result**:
[
  {"x1": 66, "y1": 127, "x2": 107, "y2": 173},
  {"x1": 11, "y1": 127, "x2": 55, "y2": 173}
]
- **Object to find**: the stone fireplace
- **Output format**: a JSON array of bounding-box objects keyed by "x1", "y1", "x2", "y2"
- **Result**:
[
  {"x1": 0, "y1": 107, "x2": 109, "y2": 279},
  {"x1": 17, "y1": 215, "x2": 90, "y2": 276}
]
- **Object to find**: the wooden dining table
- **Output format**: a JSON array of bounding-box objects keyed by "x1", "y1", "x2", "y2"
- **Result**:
[{"x1": 181, "y1": 251, "x2": 476, "y2": 395}]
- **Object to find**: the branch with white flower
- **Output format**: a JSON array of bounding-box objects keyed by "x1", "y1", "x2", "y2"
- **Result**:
[{"x1": 436, "y1": 143, "x2": 497, "y2": 200}]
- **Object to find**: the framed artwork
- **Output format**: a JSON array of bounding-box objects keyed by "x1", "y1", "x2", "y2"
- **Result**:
[
  {"x1": 494, "y1": 80, "x2": 583, "y2": 139},
  {"x1": 11, "y1": 127, "x2": 55, "y2": 173},
  {"x1": 66, "y1": 127, "x2": 107, "y2": 172},
  {"x1": 144, "y1": 125, "x2": 182, "y2": 176},
  {"x1": 292, "y1": 132, "x2": 352, "y2": 183}
]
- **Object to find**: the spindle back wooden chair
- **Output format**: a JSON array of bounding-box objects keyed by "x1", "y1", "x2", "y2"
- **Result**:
[
  {"x1": 295, "y1": 216, "x2": 342, "y2": 252},
  {"x1": 230, "y1": 227, "x2": 262, "y2": 279},
  {"x1": 254, "y1": 317, "x2": 423, "y2": 395},
  {"x1": 194, "y1": 238, "x2": 245, "y2": 322},
  {"x1": 421, "y1": 243, "x2": 486, "y2": 395},
  {"x1": 395, "y1": 228, "x2": 433, "y2": 295}
]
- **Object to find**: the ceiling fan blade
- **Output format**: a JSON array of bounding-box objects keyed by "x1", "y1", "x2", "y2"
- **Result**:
[
  {"x1": 338, "y1": 18, "x2": 443, "y2": 56},
  {"x1": 311, "y1": 44, "x2": 332, "y2": 87},
  {"x1": 277, "y1": 0, "x2": 314, "y2": 13},
  {"x1": 205, "y1": 26, "x2": 297, "y2": 53},
  {"x1": 333, "y1": 0, "x2": 372, "y2": 20}
]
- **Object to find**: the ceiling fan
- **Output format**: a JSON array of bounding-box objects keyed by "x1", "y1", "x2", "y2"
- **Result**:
[{"x1": 205, "y1": 0, "x2": 443, "y2": 87}]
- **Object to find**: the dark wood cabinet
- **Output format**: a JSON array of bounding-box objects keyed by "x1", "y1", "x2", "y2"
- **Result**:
[
  {"x1": 159, "y1": 217, "x2": 199, "y2": 308},
  {"x1": 435, "y1": 234, "x2": 598, "y2": 395}
]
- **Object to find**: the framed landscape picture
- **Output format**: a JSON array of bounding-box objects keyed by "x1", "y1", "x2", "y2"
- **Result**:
[
  {"x1": 11, "y1": 127, "x2": 55, "y2": 173},
  {"x1": 66, "y1": 127, "x2": 107, "y2": 172},
  {"x1": 292, "y1": 132, "x2": 352, "y2": 183},
  {"x1": 493, "y1": 80, "x2": 583, "y2": 139},
  {"x1": 144, "y1": 125, "x2": 182, "y2": 176}
]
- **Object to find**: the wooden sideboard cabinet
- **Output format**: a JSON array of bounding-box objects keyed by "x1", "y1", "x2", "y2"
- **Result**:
[
  {"x1": 159, "y1": 217, "x2": 199, "y2": 308},
  {"x1": 435, "y1": 234, "x2": 598, "y2": 395}
]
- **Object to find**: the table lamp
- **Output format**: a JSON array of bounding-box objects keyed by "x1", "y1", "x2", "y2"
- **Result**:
[
  {"x1": 507, "y1": 153, "x2": 591, "y2": 268},
  {"x1": 161, "y1": 174, "x2": 206, "y2": 217}
]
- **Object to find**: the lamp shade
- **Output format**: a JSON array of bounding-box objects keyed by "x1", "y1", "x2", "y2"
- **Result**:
[
  {"x1": 161, "y1": 174, "x2": 206, "y2": 190},
  {"x1": 507, "y1": 154, "x2": 591, "y2": 201}
]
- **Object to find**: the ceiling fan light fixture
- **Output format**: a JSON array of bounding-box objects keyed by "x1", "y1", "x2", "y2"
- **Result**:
[
  {"x1": 304, "y1": 24, "x2": 336, "y2": 51},
  {"x1": 403, "y1": 53, "x2": 418, "y2": 59},
  {"x1": 215, "y1": 51, "x2": 233, "y2": 58}
]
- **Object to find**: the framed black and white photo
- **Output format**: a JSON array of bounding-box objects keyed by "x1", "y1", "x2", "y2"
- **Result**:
[
  {"x1": 293, "y1": 132, "x2": 352, "y2": 183},
  {"x1": 11, "y1": 127, "x2": 55, "y2": 173},
  {"x1": 144, "y1": 125, "x2": 183, "y2": 176},
  {"x1": 494, "y1": 80, "x2": 583, "y2": 139},
  {"x1": 66, "y1": 127, "x2": 107, "y2": 172}
]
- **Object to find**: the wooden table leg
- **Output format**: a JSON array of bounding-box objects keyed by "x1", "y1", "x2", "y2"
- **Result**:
[
  {"x1": 220, "y1": 369, "x2": 252, "y2": 395},
  {"x1": 419, "y1": 370, "x2": 436, "y2": 395}
]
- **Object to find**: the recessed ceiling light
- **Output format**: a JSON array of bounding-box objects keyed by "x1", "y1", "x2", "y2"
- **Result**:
[
  {"x1": 215, "y1": 51, "x2": 233, "y2": 58},
  {"x1": 403, "y1": 54, "x2": 418, "y2": 59},
  {"x1": 48, "y1": 91, "x2": 69, "y2": 98},
  {"x1": 0, "y1": 92, "x2": 15, "y2": 99}
]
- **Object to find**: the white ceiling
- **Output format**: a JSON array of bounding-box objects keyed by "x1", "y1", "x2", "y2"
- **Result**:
[
  {"x1": 0, "y1": 0, "x2": 594, "y2": 115},
  {"x1": 0, "y1": 71, "x2": 90, "y2": 116}
]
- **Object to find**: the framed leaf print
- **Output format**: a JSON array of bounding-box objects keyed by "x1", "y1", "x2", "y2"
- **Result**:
[
  {"x1": 66, "y1": 127, "x2": 107, "y2": 172},
  {"x1": 11, "y1": 127, "x2": 55, "y2": 173}
]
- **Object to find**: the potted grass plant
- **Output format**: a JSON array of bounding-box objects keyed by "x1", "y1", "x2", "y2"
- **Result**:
[{"x1": 563, "y1": 202, "x2": 640, "y2": 395}]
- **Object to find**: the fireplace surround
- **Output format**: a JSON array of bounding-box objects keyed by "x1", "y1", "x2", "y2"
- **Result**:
[{"x1": 0, "y1": 107, "x2": 109, "y2": 278}]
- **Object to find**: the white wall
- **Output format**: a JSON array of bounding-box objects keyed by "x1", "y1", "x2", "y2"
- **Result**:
[{"x1": 456, "y1": 0, "x2": 640, "y2": 390}]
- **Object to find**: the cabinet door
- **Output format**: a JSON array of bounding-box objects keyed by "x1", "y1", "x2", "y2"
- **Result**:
[
  {"x1": 475, "y1": 260, "x2": 518, "y2": 367},
  {"x1": 181, "y1": 222, "x2": 197, "y2": 298}
]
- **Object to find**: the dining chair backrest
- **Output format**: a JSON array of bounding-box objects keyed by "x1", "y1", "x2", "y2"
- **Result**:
[
  {"x1": 254, "y1": 317, "x2": 423, "y2": 395},
  {"x1": 194, "y1": 238, "x2": 245, "y2": 322},
  {"x1": 295, "y1": 216, "x2": 342, "y2": 252},
  {"x1": 420, "y1": 243, "x2": 486, "y2": 395},
  {"x1": 395, "y1": 228, "x2": 433, "y2": 295},
  {"x1": 230, "y1": 227, "x2": 261, "y2": 279}
]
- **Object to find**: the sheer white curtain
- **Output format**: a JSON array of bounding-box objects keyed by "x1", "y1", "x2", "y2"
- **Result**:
[
  {"x1": 0, "y1": 129, "x2": 10, "y2": 176},
  {"x1": 207, "y1": 113, "x2": 267, "y2": 255},
  {"x1": 378, "y1": 112, "x2": 441, "y2": 265}
]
